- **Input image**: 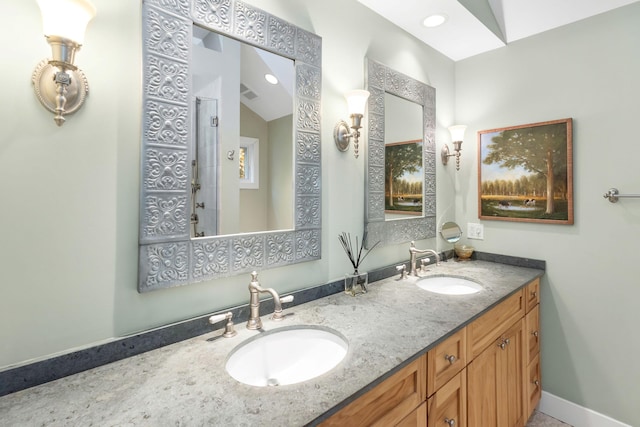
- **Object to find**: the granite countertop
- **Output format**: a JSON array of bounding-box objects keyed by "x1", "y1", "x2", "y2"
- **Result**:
[{"x1": 0, "y1": 260, "x2": 543, "y2": 426}]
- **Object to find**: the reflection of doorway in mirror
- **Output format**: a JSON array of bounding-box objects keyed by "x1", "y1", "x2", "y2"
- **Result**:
[
  {"x1": 385, "y1": 139, "x2": 423, "y2": 218},
  {"x1": 193, "y1": 97, "x2": 219, "y2": 238}
]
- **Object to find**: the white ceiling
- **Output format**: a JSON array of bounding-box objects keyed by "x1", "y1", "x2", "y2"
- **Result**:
[
  {"x1": 357, "y1": 0, "x2": 640, "y2": 61},
  {"x1": 193, "y1": 27, "x2": 293, "y2": 122}
]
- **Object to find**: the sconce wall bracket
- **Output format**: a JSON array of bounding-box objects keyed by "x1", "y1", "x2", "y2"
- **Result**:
[
  {"x1": 334, "y1": 119, "x2": 351, "y2": 152},
  {"x1": 32, "y1": 59, "x2": 89, "y2": 126},
  {"x1": 441, "y1": 144, "x2": 451, "y2": 165},
  {"x1": 441, "y1": 143, "x2": 462, "y2": 171}
]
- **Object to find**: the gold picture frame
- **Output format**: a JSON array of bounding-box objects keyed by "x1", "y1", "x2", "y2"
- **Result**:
[{"x1": 478, "y1": 118, "x2": 574, "y2": 224}]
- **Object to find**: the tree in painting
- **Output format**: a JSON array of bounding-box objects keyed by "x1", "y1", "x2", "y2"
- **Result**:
[
  {"x1": 483, "y1": 122, "x2": 567, "y2": 215},
  {"x1": 385, "y1": 141, "x2": 422, "y2": 208}
]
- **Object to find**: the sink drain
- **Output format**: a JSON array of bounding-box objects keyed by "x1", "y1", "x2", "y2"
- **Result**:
[{"x1": 267, "y1": 378, "x2": 280, "y2": 387}]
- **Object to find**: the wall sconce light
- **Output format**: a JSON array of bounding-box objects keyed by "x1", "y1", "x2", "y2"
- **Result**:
[
  {"x1": 441, "y1": 125, "x2": 467, "y2": 171},
  {"x1": 32, "y1": 0, "x2": 96, "y2": 126},
  {"x1": 334, "y1": 90, "x2": 370, "y2": 158}
]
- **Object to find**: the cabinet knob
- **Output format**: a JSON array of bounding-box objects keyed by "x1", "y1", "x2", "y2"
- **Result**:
[
  {"x1": 533, "y1": 379, "x2": 540, "y2": 387},
  {"x1": 498, "y1": 338, "x2": 510, "y2": 350},
  {"x1": 444, "y1": 354, "x2": 456, "y2": 364},
  {"x1": 444, "y1": 418, "x2": 456, "y2": 426},
  {"x1": 531, "y1": 291, "x2": 537, "y2": 298},
  {"x1": 532, "y1": 330, "x2": 539, "y2": 338}
]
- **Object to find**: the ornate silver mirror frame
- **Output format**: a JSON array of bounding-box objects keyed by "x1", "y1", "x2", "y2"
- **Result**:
[
  {"x1": 139, "y1": 0, "x2": 322, "y2": 292},
  {"x1": 364, "y1": 58, "x2": 436, "y2": 246}
]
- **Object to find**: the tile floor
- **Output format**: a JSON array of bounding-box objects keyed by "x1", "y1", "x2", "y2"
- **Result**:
[{"x1": 527, "y1": 411, "x2": 572, "y2": 426}]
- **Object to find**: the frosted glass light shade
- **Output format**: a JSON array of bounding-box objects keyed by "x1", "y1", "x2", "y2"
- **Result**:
[
  {"x1": 345, "y1": 90, "x2": 370, "y2": 116},
  {"x1": 37, "y1": 0, "x2": 96, "y2": 44},
  {"x1": 448, "y1": 125, "x2": 467, "y2": 142}
]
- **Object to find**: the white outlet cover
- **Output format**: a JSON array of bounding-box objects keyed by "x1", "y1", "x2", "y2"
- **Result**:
[{"x1": 467, "y1": 223, "x2": 484, "y2": 240}]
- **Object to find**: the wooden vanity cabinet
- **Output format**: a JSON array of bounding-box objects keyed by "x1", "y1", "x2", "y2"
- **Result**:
[
  {"x1": 466, "y1": 278, "x2": 541, "y2": 427},
  {"x1": 319, "y1": 355, "x2": 427, "y2": 427},
  {"x1": 321, "y1": 278, "x2": 541, "y2": 427}
]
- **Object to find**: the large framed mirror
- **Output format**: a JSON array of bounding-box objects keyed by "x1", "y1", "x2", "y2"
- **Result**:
[
  {"x1": 139, "y1": 0, "x2": 322, "y2": 292},
  {"x1": 364, "y1": 58, "x2": 436, "y2": 246}
]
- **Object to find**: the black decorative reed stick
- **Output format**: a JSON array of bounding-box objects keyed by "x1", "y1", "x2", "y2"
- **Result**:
[{"x1": 338, "y1": 231, "x2": 380, "y2": 274}]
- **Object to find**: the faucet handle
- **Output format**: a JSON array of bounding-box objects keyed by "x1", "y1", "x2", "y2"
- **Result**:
[
  {"x1": 272, "y1": 295, "x2": 294, "y2": 321},
  {"x1": 208, "y1": 311, "x2": 237, "y2": 338},
  {"x1": 280, "y1": 295, "x2": 294, "y2": 304},
  {"x1": 395, "y1": 264, "x2": 407, "y2": 279}
]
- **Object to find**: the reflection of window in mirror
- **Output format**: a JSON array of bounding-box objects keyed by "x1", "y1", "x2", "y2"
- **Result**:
[{"x1": 239, "y1": 137, "x2": 259, "y2": 189}]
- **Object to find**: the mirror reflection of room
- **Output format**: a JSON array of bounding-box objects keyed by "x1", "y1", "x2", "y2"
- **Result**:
[
  {"x1": 384, "y1": 93, "x2": 424, "y2": 221},
  {"x1": 191, "y1": 26, "x2": 295, "y2": 238}
]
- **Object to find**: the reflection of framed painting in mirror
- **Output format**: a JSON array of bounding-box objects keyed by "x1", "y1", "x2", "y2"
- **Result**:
[
  {"x1": 478, "y1": 118, "x2": 573, "y2": 224},
  {"x1": 384, "y1": 139, "x2": 423, "y2": 217}
]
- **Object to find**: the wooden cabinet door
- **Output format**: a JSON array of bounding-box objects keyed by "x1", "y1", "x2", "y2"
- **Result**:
[
  {"x1": 525, "y1": 304, "x2": 540, "y2": 365},
  {"x1": 397, "y1": 402, "x2": 427, "y2": 427},
  {"x1": 321, "y1": 355, "x2": 427, "y2": 427},
  {"x1": 468, "y1": 319, "x2": 524, "y2": 427},
  {"x1": 503, "y1": 319, "x2": 525, "y2": 427},
  {"x1": 525, "y1": 278, "x2": 540, "y2": 313},
  {"x1": 526, "y1": 354, "x2": 542, "y2": 420},
  {"x1": 467, "y1": 290, "x2": 525, "y2": 360},
  {"x1": 428, "y1": 328, "x2": 467, "y2": 396},
  {"x1": 467, "y1": 337, "x2": 500, "y2": 427},
  {"x1": 428, "y1": 369, "x2": 467, "y2": 427}
]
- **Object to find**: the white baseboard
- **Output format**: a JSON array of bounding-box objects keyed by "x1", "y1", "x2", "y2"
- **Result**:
[{"x1": 539, "y1": 391, "x2": 632, "y2": 427}]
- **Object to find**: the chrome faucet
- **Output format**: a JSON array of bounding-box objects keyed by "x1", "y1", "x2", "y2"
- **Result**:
[
  {"x1": 409, "y1": 241, "x2": 440, "y2": 276},
  {"x1": 246, "y1": 271, "x2": 294, "y2": 330}
]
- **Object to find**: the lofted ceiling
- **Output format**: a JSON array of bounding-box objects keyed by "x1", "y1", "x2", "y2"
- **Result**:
[{"x1": 357, "y1": 0, "x2": 640, "y2": 61}]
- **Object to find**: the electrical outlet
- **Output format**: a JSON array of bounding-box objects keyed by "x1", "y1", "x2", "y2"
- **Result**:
[{"x1": 467, "y1": 223, "x2": 484, "y2": 240}]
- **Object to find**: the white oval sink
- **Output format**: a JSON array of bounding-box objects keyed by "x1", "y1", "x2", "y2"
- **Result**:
[
  {"x1": 417, "y1": 276, "x2": 483, "y2": 295},
  {"x1": 225, "y1": 326, "x2": 348, "y2": 387}
]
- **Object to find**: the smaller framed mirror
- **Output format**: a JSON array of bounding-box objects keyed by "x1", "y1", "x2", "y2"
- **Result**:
[{"x1": 364, "y1": 58, "x2": 437, "y2": 247}]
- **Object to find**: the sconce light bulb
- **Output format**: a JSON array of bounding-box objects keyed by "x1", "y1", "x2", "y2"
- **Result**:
[
  {"x1": 37, "y1": 0, "x2": 96, "y2": 45},
  {"x1": 448, "y1": 125, "x2": 467, "y2": 143},
  {"x1": 345, "y1": 90, "x2": 370, "y2": 116}
]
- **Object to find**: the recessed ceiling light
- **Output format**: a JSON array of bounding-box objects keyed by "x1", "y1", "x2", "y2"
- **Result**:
[
  {"x1": 264, "y1": 73, "x2": 278, "y2": 85},
  {"x1": 422, "y1": 14, "x2": 448, "y2": 28}
]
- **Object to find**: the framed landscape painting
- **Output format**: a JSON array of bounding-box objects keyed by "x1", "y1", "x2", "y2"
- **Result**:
[
  {"x1": 478, "y1": 118, "x2": 574, "y2": 224},
  {"x1": 385, "y1": 139, "x2": 423, "y2": 216}
]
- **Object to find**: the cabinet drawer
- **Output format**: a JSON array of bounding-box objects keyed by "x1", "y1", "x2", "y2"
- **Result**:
[
  {"x1": 427, "y1": 369, "x2": 467, "y2": 427},
  {"x1": 525, "y1": 304, "x2": 540, "y2": 365},
  {"x1": 526, "y1": 354, "x2": 542, "y2": 420},
  {"x1": 428, "y1": 328, "x2": 467, "y2": 396},
  {"x1": 525, "y1": 278, "x2": 540, "y2": 313},
  {"x1": 467, "y1": 290, "x2": 525, "y2": 360},
  {"x1": 397, "y1": 402, "x2": 427, "y2": 427},
  {"x1": 321, "y1": 354, "x2": 426, "y2": 427}
]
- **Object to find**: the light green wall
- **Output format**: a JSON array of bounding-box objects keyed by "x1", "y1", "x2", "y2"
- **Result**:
[
  {"x1": 267, "y1": 114, "x2": 294, "y2": 230},
  {"x1": 0, "y1": 0, "x2": 454, "y2": 369},
  {"x1": 455, "y1": 4, "x2": 640, "y2": 425},
  {"x1": 3, "y1": 0, "x2": 637, "y2": 424},
  {"x1": 239, "y1": 103, "x2": 270, "y2": 233}
]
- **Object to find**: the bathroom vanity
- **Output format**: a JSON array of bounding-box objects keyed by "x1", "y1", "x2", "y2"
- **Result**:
[
  {"x1": 0, "y1": 260, "x2": 543, "y2": 426},
  {"x1": 320, "y1": 277, "x2": 541, "y2": 427}
]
